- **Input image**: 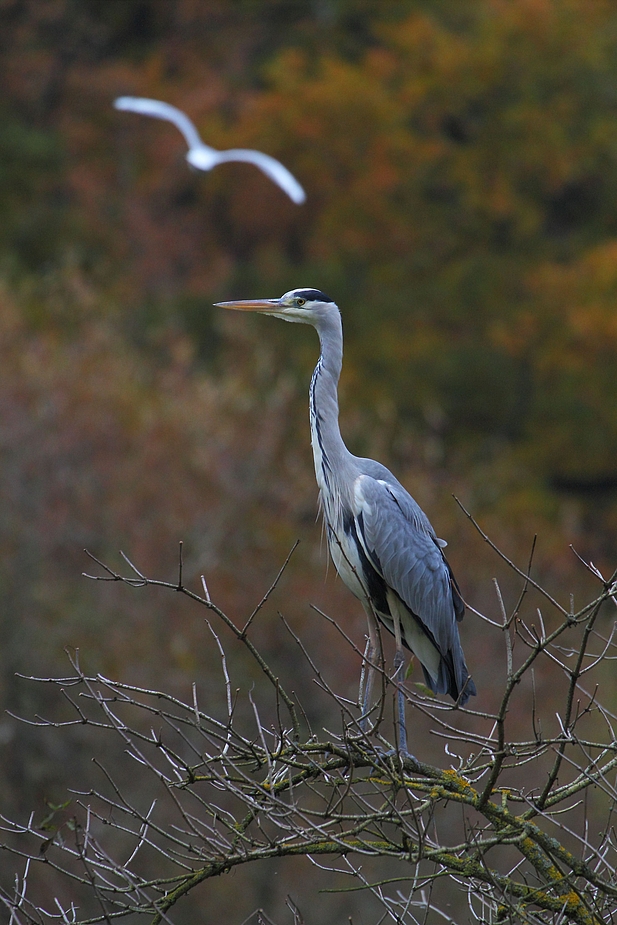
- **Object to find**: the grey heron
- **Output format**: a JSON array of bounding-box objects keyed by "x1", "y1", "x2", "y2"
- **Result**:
[
  {"x1": 114, "y1": 97, "x2": 306, "y2": 204},
  {"x1": 216, "y1": 289, "x2": 475, "y2": 758}
]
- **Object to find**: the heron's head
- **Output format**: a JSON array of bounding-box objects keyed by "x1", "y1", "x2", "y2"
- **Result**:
[{"x1": 214, "y1": 288, "x2": 337, "y2": 325}]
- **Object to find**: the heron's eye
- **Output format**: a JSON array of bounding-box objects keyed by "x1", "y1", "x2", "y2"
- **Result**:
[{"x1": 296, "y1": 297, "x2": 306, "y2": 307}]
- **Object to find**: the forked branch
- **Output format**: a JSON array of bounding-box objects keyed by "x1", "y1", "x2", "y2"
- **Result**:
[{"x1": 2, "y1": 527, "x2": 616, "y2": 925}]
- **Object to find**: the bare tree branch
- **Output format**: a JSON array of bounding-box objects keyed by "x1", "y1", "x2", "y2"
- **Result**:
[{"x1": 2, "y1": 525, "x2": 617, "y2": 925}]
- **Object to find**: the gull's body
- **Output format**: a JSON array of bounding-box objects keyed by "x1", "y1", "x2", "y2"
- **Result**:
[
  {"x1": 114, "y1": 96, "x2": 306, "y2": 204},
  {"x1": 216, "y1": 289, "x2": 476, "y2": 757}
]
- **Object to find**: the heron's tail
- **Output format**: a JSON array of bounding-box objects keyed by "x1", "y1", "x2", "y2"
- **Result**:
[{"x1": 422, "y1": 647, "x2": 476, "y2": 705}]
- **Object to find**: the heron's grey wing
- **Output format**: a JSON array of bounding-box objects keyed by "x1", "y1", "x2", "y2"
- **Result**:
[
  {"x1": 114, "y1": 97, "x2": 204, "y2": 152},
  {"x1": 354, "y1": 466, "x2": 464, "y2": 619},
  {"x1": 353, "y1": 474, "x2": 474, "y2": 699},
  {"x1": 214, "y1": 148, "x2": 306, "y2": 204}
]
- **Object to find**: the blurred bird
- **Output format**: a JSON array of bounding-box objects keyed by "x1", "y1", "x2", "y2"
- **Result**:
[
  {"x1": 114, "y1": 96, "x2": 306, "y2": 204},
  {"x1": 216, "y1": 289, "x2": 476, "y2": 760}
]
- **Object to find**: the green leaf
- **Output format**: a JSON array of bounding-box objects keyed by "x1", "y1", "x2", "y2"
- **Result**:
[{"x1": 414, "y1": 682, "x2": 437, "y2": 698}]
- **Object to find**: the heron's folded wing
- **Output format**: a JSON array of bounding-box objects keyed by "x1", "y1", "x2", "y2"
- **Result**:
[{"x1": 353, "y1": 475, "x2": 459, "y2": 656}]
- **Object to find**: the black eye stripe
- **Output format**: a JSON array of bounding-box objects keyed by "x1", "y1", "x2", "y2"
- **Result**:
[{"x1": 293, "y1": 289, "x2": 334, "y2": 303}]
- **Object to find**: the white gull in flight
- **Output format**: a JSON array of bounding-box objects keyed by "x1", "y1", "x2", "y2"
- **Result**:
[{"x1": 114, "y1": 96, "x2": 306, "y2": 204}]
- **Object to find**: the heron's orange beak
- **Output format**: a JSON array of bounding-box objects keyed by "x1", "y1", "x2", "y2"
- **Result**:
[{"x1": 214, "y1": 299, "x2": 280, "y2": 312}]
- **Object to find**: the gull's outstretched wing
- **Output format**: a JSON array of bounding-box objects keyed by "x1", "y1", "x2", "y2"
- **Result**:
[
  {"x1": 115, "y1": 97, "x2": 306, "y2": 204},
  {"x1": 214, "y1": 148, "x2": 306, "y2": 204},
  {"x1": 114, "y1": 97, "x2": 204, "y2": 152},
  {"x1": 353, "y1": 474, "x2": 475, "y2": 703}
]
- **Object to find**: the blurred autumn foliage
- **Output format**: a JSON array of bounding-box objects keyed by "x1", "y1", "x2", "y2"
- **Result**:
[{"x1": 2, "y1": 0, "x2": 617, "y2": 920}]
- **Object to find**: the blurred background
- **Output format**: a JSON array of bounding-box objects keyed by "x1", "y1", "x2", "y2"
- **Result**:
[{"x1": 2, "y1": 0, "x2": 617, "y2": 921}]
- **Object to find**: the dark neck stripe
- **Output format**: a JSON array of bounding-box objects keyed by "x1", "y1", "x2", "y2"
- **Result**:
[{"x1": 310, "y1": 359, "x2": 332, "y2": 484}]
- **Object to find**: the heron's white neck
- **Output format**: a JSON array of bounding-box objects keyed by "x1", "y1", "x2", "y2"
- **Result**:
[{"x1": 309, "y1": 310, "x2": 355, "y2": 515}]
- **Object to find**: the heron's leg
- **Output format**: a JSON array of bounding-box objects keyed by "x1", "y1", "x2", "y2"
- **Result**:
[
  {"x1": 358, "y1": 608, "x2": 379, "y2": 732},
  {"x1": 357, "y1": 637, "x2": 371, "y2": 710},
  {"x1": 391, "y1": 612, "x2": 409, "y2": 755}
]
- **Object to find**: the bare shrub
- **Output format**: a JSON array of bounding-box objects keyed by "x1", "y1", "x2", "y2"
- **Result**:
[{"x1": 2, "y1": 510, "x2": 617, "y2": 925}]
